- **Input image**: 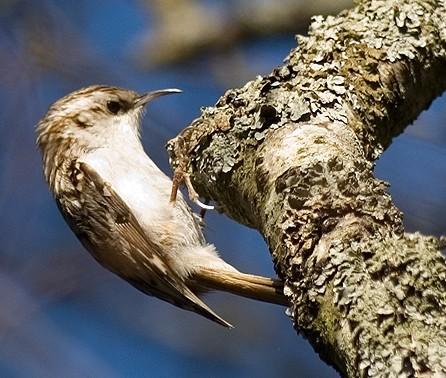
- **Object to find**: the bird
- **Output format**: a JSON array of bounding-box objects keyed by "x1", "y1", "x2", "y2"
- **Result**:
[{"x1": 36, "y1": 85, "x2": 287, "y2": 327}]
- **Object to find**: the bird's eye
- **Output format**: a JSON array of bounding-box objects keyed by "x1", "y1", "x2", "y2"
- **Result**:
[{"x1": 106, "y1": 100, "x2": 122, "y2": 114}]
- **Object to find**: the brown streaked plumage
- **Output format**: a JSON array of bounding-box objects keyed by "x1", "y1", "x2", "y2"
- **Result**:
[{"x1": 36, "y1": 85, "x2": 287, "y2": 327}]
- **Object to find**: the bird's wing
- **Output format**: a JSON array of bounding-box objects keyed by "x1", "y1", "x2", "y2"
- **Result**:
[{"x1": 63, "y1": 160, "x2": 232, "y2": 328}]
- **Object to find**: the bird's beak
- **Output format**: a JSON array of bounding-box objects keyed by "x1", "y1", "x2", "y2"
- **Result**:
[{"x1": 134, "y1": 88, "x2": 182, "y2": 108}]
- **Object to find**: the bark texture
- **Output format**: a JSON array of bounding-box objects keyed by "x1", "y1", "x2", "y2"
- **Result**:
[{"x1": 167, "y1": 0, "x2": 446, "y2": 376}]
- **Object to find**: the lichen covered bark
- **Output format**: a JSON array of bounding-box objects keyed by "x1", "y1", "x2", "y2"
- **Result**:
[{"x1": 167, "y1": 0, "x2": 446, "y2": 376}]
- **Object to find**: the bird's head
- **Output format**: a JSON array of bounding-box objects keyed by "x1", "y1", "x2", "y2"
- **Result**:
[{"x1": 36, "y1": 85, "x2": 181, "y2": 153}]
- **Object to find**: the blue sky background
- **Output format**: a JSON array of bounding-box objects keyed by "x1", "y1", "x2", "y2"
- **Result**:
[{"x1": 0, "y1": 1, "x2": 445, "y2": 377}]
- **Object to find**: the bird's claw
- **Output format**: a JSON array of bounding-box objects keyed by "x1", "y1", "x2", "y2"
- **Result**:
[{"x1": 170, "y1": 169, "x2": 214, "y2": 211}]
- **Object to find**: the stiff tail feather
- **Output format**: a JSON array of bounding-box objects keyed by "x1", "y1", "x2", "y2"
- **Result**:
[{"x1": 191, "y1": 268, "x2": 288, "y2": 307}]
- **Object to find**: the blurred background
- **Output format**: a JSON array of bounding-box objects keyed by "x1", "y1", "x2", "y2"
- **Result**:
[{"x1": 0, "y1": 1, "x2": 445, "y2": 377}]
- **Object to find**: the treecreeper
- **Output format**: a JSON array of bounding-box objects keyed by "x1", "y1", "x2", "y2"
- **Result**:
[{"x1": 36, "y1": 85, "x2": 287, "y2": 327}]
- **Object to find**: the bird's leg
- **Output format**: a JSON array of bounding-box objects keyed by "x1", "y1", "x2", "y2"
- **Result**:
[
  {"x1": 170, "y1": 168, "x2": 214, "y2": 210},
  {"x1": 170, "y1": 167, "x2": 184, "y2": 203}
]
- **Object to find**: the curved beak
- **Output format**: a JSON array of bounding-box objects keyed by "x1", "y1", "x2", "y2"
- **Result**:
[{"x1": 134, "y1": 88, "x2": 182, "y2": 107}]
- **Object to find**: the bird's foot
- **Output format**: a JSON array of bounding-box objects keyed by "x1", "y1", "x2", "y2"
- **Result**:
[{"x1": 170, "y1": 169, "x2": 214, "y2": 211}]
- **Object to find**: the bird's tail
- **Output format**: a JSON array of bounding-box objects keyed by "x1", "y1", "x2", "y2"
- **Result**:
[{"x1": 191, "y1": 268, "x2": 288, "y2": 306}]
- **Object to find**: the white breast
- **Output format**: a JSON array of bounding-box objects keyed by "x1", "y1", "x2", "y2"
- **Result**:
[{"x1": 81, "y1": 145, "x2": 173, "y2": 227}]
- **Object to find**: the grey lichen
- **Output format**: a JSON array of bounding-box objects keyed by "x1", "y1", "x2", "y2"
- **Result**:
[{"x1": 167, "y1": 0, "x2": 446, "y2": 376}]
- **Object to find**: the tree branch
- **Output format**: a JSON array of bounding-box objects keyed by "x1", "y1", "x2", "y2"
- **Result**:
[
  {"x1": 167, "y1": 0, "x2": 446, "y2": 376},
  {"x1": 138, "y1": 0, "x2": 353, "y2": 68}
]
